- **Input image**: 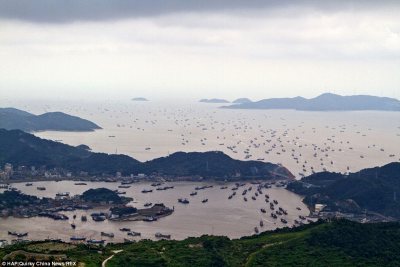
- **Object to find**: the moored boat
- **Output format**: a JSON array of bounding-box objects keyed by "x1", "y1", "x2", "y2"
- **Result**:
[
  {"x1": 70, "y1": 236, "x2": 86, "y2": 241},
  {"x1": 127, "y1": 231, "x2": 141, "y2": 236},
  {"x1": 101, "y1": 232, "x2": 114, "y2": 238},
  {"x1": 155, "y1": 232, "x2": 171, "y2": 239}
]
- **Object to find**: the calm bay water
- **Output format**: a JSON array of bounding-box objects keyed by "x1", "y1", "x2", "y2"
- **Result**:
[{"x1": 0, "y1": 181, "x2": 309, "y2": 242}]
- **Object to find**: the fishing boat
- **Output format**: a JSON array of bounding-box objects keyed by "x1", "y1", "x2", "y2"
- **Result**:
[
  {"x1": 127, "y1": 231, "x2": 141, "y2": 236},
  {"x1": 202, "y1": 199, "x2": 208, "y2": 203},
  {"x1": 120, "y1": 228, "x2": 131, "y2": 232},
  {"x1": 56, "y1": 192, "x2": 70, "y2": 197},
  {"x1": 8, "y1": 231, "x2": 28, "y2": 238},
  {"x1": 121, "y1": 181, "x2": 134, "y2": 185},
  {"x1": 155, "y1": 232, "x2": 171, "y2": 239},
  {"x1": 178, "y1": 198, "x2": 189, "y2": 204},
  {"x1": 101, "y1": 232, "x2": 114, "y2": 238},
  {"x1": 74, "y1": 182, "x2": 87, "y2": 185},
  {"x1": 143, "y1": 216, "x2": 157, "y2": 222},
  {"x1": 141, "y1": 189, "x2": 153, "y2": 193},
  {"x1": 91, "y1": 212, "x2": 107, "y2": 221},
  {"x1": 70, "y1": 236, "x2": 86, "y2": 241}
]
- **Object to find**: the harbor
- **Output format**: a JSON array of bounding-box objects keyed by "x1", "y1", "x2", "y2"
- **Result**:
[{"x1": 0, "y1": 180, "x2": 310, "y2": 244}]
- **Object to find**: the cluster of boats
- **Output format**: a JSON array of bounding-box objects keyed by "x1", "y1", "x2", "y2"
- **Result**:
[
  {"x1": 91, "y1": 212, "x2": 108, "y2": 222},
  {"x1": 38, "y1": 212, "x2": 68, "y2": 220},
  {"x1": 120, "y1": 228, "x2": 141, "y2": 237},
  {"x1": 69, "y1": 229, "x2": 171, "y2": 244},
  {"x1": 4, "y1": 178, "x2": 312, "y2": 242}
]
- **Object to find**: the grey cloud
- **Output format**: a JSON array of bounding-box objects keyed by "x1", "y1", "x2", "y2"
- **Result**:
[{"x1": 0, "y1": 0, "x2": 399, "y2": 23}]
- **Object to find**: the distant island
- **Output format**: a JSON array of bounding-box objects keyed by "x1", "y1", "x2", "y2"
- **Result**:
[
  {"x1": 232, "y1": 98, "x2": 252, "y2": 104},
  {"x1": 223, "y1": 93, "x2": 400, "y2": 111},
  {"x1": 287, "y1": 162, "x2": 400, "y2": 219},
  {"x1": 0, "y1": 129, "x2": 293, "y2": 180},
  {"x1": 131, "y1": 97, "x2": 149, "y2": 101},
  {"x1": 0, "y1": 108, "x2": 102, "y2": 132},
  {"x1": 200, "y1": 98, "x2": 230, "y2": 103}
]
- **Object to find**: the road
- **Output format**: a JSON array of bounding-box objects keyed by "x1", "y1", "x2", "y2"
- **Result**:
[{"x1": 102, "y1": 250, "x2": 123, "y2": 267}]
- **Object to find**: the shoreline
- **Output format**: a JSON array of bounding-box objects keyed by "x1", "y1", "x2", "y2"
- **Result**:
[{"x1": 0, "y1": 176, "x2": 291, "y2": 185}]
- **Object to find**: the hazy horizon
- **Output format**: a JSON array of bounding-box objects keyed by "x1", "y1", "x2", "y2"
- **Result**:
[{"x1": 0, "y1": 0, "x2": 399, "y2": 101}]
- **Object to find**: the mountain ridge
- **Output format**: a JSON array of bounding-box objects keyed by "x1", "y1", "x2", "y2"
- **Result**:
[
  {"x1": 0, "y1": 129, "x2": 293, "y2": 180},
  {"x1": 223, "y1": 93, "x2": 400, "y2": 111}
]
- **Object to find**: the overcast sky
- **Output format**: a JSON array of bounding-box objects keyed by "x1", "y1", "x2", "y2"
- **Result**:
[{"x1": 0, "y1": 0, "x2": 399, "y2": 101}]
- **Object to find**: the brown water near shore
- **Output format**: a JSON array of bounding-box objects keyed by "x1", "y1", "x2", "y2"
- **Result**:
[{"x1": 0, "y1": 181, "x2": 309, "y2": 243}]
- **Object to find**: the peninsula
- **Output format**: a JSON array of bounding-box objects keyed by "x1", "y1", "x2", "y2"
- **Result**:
[
  {"x1": 0, "y1": 108, "x2": 101, "y2": 132},
  {"x1": 0, "y1": 129, "x2": 293, "y2": 180},
  {"x1": 287, "y1": 162, "x2": 400, "y2": 219}
]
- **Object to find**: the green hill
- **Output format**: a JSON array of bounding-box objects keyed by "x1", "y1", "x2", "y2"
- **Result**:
[
  {"x1": 138, "y1": 151, "x2": 293, "y2": 179},
  {"x1": 287, "y1": 162, "x2": 400, "y2": 219},
  {"x1": 0, "y1": 129, "x2": 292, "y2": 179},
  {"x1": 2, "y1": 220, "x2": 399, "y2": 266}
]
